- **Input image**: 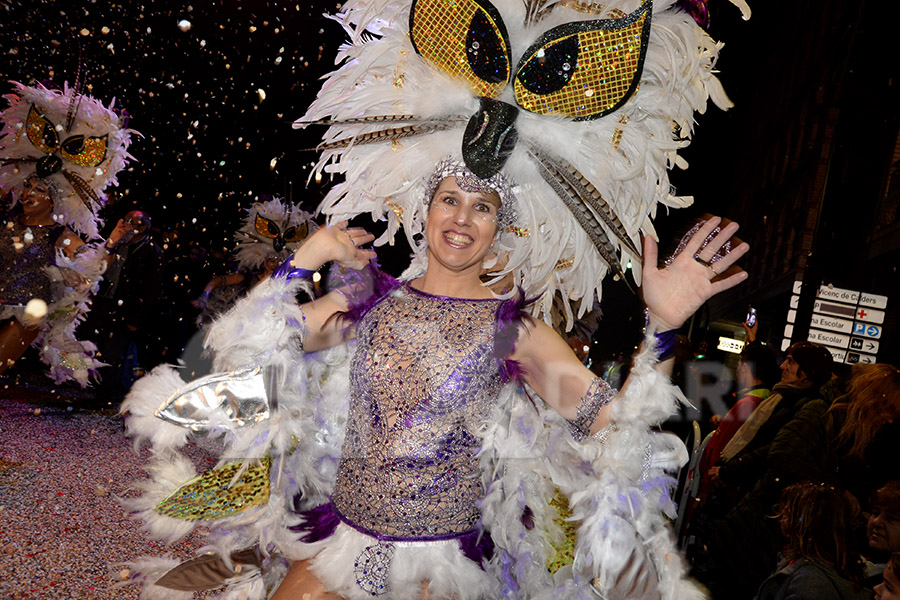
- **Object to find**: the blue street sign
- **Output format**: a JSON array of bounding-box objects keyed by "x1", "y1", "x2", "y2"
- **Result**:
[{"x1": 852, "y1": 322, "x2": 882, "y2": 339}]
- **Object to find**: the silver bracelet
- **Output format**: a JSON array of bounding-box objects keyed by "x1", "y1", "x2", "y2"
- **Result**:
[{"x1": 567, "y1": 377, "x2": 616, "y2": 441}]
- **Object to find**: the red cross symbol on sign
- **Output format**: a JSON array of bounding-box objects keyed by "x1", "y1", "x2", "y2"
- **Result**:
[{"x1": 858, "y1": 309, "x2": 868, "y2": 319}]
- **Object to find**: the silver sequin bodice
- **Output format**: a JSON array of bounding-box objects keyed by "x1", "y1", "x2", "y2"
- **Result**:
[
  {"x1": 0, "y1": 217, "x2": 61, "y2": 306},
  {"x1": 331, "y1": 285, "x2": 506, "y2": 538}
]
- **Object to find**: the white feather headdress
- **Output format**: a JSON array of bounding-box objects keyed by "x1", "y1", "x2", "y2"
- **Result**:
[
  {"x1": 0, "y1": 81, "x2": 137, "y2": 239},
  {"x1": 233, "y1": 197, "x2": 318, "y2": 271},
  {"x1": 297, "y1": 0, "x2": 749, "y2": 329}
]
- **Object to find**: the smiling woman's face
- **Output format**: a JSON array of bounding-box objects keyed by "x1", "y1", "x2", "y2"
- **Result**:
[{"x1": 425, "y1": 176, "x2": 501, "y2": 276}]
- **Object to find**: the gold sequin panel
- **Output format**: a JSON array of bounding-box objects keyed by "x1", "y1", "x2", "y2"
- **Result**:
[
  {"x1": 26, "y1": 104, "x2": 60, "y2": 153},
  {"x1": 410, "y1": 0, "x2": 510, "y2": 98},
  {"x1": 514, "y1": 4, "x2": 650, "y2": 120},
  {"x1": 60, "y1": 134, "x2": 108, "y2": 167},
  {"x1": 155, "y1": 458, "x2": 271, "y2": 521},
  {"x1": 25, "y1": 104, "x2": 109, "y2": 166}
]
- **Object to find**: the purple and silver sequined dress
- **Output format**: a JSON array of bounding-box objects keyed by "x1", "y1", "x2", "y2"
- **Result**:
[
  {"x1": 294, "y1": 282, "x2": 513, "y2": 597},
  {"x1": 332, "y1": 284, "x2": 505, "y2": 538},
  {"x1": 0, "y1": 215, "x2": 63, "y2": 313}
]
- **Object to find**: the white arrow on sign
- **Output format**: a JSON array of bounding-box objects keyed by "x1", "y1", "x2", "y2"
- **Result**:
[
  {"x1": 808, "y1": 328, "x2": 851, "y2": 349},
  {"x1": 854, "y1": 306, "x2": 886, "y2": 324},
  {"x1": 859, "y1": 292, "x2": 888, "y2": 310},
  {"x1": 810, "y1": 313, "x2": 854, "y2": 334},
  {"x1": 817, "y1": 285, "x2": 860, "y2": 305},
  {"x1": 852, "y1": 322, "x2": 882, "y2": 340}
]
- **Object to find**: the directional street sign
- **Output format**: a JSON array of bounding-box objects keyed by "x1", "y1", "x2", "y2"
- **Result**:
[
  {"x1": 859, "y1": 292, "x2": 889, "y2": 310},
  {"x1": 814, "y1": 300, "x2": 858, "y2": 319},
  {"x1": 854, "y1": 306, "x2": 886, "y2": 324},
  {"x1": 824, "y1": 347, "x2": 847, "y2": 363},
  {"x1": 800, "y1": 284, "x2": 888, "y2": 361},
  {"x1": 849, "y1": 337, "x2": 879, "y2": 353},
  {"x1": 845, "y1": 351, "x2": 877, "y2": 365},
  {"x1": 852, "y1": 322, "x2": 882, "y2": 339},
  {"x1": 816, "y1": 285, "x2": 860, "y2": 304},
  {"x1": 808, "y1": 329, "x2": 851, "y2": 349},
  {"x1": 810, "y1": 314, "x2": 854, "y2": 334}
]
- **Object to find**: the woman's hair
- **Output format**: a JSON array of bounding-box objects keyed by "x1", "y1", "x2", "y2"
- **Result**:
[
  {"x1": 776, "y1": 481, "x2": 863, "y2": 585},
  {"x1": 888, "y1": 553, "x2": 900, "y2": 578},
  {"x1": 831, "y1": 363, "x2": 900, "y2": 459},
  {"x1": 872, "y1": 481, "x2": 900, "y2": 515},
  {"x1": 785, "y1": 341, "x2": 834, "y2": 386}
]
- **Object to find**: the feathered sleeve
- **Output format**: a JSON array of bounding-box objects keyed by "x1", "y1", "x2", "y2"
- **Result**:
[
  {"x1": 119, "y1": 274, "x2": 353, "y2": 599},
  {"x1": 480, "y1": 330, "x2": 706, "y2": 599},
  {"x1": 35, "y1": 241, "x2": 108, "y2": 387}
]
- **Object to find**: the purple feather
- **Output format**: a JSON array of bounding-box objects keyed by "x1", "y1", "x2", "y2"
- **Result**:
[{"x1": 288, "y1": 502, "x2": 341, "y2": 543}]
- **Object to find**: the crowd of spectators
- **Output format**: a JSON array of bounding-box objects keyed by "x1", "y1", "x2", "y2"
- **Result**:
[{"x1": 681, "y1": 321, "x2": 900, "y2": 600}]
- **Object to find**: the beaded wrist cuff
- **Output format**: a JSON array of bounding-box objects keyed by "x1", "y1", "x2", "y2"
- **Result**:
[
  {"x1": 567, "y1": 377, "x2": 617, "y2": 441},
  {"x1": 272, "y1": 256, "x2": 315, "y2": 281}
]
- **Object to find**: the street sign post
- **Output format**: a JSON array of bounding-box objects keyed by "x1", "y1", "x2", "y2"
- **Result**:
[{"x1": 809, "y1": 285, "x2": 888, "y2": 364}]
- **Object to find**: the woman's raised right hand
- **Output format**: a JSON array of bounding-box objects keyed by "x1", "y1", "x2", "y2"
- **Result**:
[{"x1": 291, "y1": 220, "x2": 376, "y2": 271}]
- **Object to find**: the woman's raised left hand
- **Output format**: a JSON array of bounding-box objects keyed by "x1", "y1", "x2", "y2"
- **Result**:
[{"x1": 641, "y1": 216, "x2": 749, "y2": 331}]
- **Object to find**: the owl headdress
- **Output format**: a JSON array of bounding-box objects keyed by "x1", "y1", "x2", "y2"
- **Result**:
[
  {"x1": 233, "y1": 197, "x2": 317, "y2": 271},
  {"x1": 297, "y1": 0, "x2": 749, "y2": 328},
  {"x1": 0, "y1": 80, "x2": 137, "y2": 239}
]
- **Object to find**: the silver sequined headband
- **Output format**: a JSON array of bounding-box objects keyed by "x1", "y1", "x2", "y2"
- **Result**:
[{"x1": 425, "y1": 158, "x2": 518, "y2": 228}]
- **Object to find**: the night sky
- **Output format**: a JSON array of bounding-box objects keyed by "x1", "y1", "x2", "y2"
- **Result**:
[{"x1": 2, "y1": 0, "x2": 342, "y2": 252}]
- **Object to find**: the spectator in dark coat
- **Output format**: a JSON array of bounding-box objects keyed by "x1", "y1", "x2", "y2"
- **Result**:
[
  {"x1": 694, "y1": 341, "x2": 834, "y2": 599},
  {"x1": 80, "y1": 210, "x2": 164, "y2": 405}
]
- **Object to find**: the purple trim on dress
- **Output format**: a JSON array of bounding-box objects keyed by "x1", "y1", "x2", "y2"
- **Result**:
[
  {"x1": 288, "y1": 502, "x2": 341, "y2": 543},
  {"x1": 292, "y1": 501, "x2": 494, "y2": 567},
  {"x1": 459, "y1": 527, "x2": 495, "y2": 567},
  {"x1": 405, "y1": 285, "x2": 503, "y2": 303},
  {"x1": 493, "y1": 287, "x2": 535, "y2": 383},
  {"x1": 341, "y1": 261, "x2": 401, "y2": 324}
]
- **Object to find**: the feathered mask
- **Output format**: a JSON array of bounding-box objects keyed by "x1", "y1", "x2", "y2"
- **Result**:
[
  {"x1": 297, "y1": 0, "x2": 749, "y2": 328},
  {"x1": 0, "y1": 81, "x2": 137, "y2": 239},
  {"x1": 233, "y1": 198, "x2": 318, "y2": 270}
]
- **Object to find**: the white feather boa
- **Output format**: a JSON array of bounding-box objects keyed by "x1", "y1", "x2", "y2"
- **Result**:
[
  {"x1": 121, "y1": 278, "x2": 702, "y2": 599},
  {"x1": 32, "y1": 243, "x2": 108, "y2": 386}
]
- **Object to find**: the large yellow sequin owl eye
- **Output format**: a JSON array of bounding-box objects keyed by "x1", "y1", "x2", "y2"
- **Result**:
[
  {"x1": 514, "y1": 2, "x2": 651, "y2": 120},
  {"x1": 25, "y1": 104, "x2": 60, "y2": 154},
  {"x1": 60, "y1": 134, "x2": 108, "y2": 167},
  {"x1": 254, "y1": 214, "x2": 281, "y2": 239},
  {"x1": 410, "y1": 0, "x2": 511, "y2": 98},
  {"x1": 282, "y1": 222, "x2": 310, "y2": 243}
]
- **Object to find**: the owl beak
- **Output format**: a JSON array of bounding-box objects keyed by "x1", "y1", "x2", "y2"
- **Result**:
[
  {"x1": 273, "y1": 235, "x2": 286, "y2": 252},
  {"x1": 36, "y1": 155, "x2": 63, "y2": 178},
  {"x1": 462, "y1": 97, "x2": 519, "y2": 179}
]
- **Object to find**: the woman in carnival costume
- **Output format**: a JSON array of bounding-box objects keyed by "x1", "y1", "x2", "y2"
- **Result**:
[
  {"x1": 121, "y1": 0, "x2": 751, "y2": 597},
  {"x1": 193, "y1": 197, "x2": 317, "y2": 327},
  {"x1": 0, "y1": 79, "x2": 136, "y2": 386}
]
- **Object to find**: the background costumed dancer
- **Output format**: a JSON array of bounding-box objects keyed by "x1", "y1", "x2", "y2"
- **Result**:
[
  {"x1": 0, "y1": 79, "x2": 136, "y2": 386},
  {"x1": 193, "y1": 197, "x2": 317, "y2": 327},
  {"x1": 120, "y1": 0, "x2": 752, "y2": 597}
]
